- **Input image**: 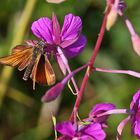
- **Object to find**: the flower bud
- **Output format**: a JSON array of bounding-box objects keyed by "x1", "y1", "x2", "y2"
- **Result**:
[
  {"x1": 106, "y1": 7, "x2": 118, "y2": 30},
  {"x1": 131, "y1": 34, "x2": 140, "y2": 56},
  {"x1": 46, "y1": 0, "x2": 65, "y2": 3},
  {"x1": 42, "y1": 83, "x2": 64, "y2": 102}
]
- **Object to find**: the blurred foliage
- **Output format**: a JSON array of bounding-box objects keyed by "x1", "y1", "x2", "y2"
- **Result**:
[{"x1": 0, "y1": 0, "x2": 140, "y2": 140}]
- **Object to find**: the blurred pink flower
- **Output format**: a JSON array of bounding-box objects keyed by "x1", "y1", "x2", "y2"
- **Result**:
[
  {"x1": 46, "y1": 0, "x2": 66, "y2": 4},
  {"x1": 131, "y1": 34, "x2": 140, "y2": 56},
  {"x1": 125, "y1": 19, "x2": 140, "y2": 56}
]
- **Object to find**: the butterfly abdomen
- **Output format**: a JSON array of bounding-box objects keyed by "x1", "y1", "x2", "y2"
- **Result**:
[
  {"x1": 23, "y1": 46, "x2": 41, "y2": 81},
  {"x1": 23, "y1": 58, "x2": 36, "y2": 81}
]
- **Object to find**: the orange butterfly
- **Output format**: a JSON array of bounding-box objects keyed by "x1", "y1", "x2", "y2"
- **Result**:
[{"x1": 0, "y1": 40, "x2": 56, "y2": 89}]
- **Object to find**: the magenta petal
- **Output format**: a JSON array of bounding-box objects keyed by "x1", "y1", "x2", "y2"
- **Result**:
[
  {"x1": 117, "y1": 116, "x2": 130, "y2": 140},
  {"x1": 52, "y1": 13, "x2": 61, "y2": 44},
  {"x1": 130, "y1": 90, "x2": 140, "y2": 109},
  {"x1": 56, "y1": 54, "x2": 67, "y2": 75},
  {"x1": 130, "y1": 90, "x2": 140, "y2": 138},
  {"x1": 31, "y1": 17, "x2": 54, "y2": 44},
  {"x1": 89, "y1": 103, "x2": 116, "y2": 124},
  {"x1": 57, "y1": 136, "x2": 71, "y2": 140},
  {"x1": 89, "y1": 103, "x2": 116, "y2": 117},
  {"x1": 133, "y1": 121, "x2": 140, "y2": 138},
  {"x1": 82, "y1": 123, "x2": 106, "y2": 140},
  {"x1": 56, "y1": 121, "x2": 75, "y2": 137},
  {"x1": 79, "y1": 135, "x2": 94, "y2": 140},
  {"x1": 63, "y1": 35, "x2": 87, "y2": 58},
  {"x1": 61, "y1": 13, "x2": 82, "y2": 43},
  {"x1": 60, "y1": 36, "x2": 79, "y2": 48}
]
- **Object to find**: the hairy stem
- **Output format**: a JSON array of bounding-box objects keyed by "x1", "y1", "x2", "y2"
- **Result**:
[{"x1": 70, "y1": 8, "x2": 110, "y2": 122}]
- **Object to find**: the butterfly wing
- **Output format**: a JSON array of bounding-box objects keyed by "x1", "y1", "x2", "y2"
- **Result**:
[
  {"x1": 41, "y1": 55, "x2": 56, "y2": 85},
  {"x1": 0, "y1": 42, "x2": 55, "y2": 89},
  {"x1": 0, "y1": 45, "x2": 33, "y2": 71},
  {"x1": 31, "y1": 54, "x2": 56, "y2": 89}
]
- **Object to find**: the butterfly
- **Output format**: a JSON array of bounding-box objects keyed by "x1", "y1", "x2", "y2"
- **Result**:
[{"x1": 0, "y1": 40, "x2": 56, "y2": 89}]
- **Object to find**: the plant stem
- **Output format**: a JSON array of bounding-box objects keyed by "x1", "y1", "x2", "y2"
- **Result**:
[
  {"x1": 0, "y1": 0, "x2": 37, "y2": 106},
  {"x1": 70, "y1": 8, "x2": 110, "y2": 122}
]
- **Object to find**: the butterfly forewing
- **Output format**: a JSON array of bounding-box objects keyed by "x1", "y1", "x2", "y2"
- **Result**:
[
  {"x1": 12, "y1": 45, "x2": 32, "y2": 53},
  {"x1": 18, "y1": 51, "x2": 33, "y2": 71},
  {"x1": 0, "y1": 45, "x2": 33, "y2": 68}
]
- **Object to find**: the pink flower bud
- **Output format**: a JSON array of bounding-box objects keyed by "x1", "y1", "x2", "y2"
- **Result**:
[
  {"x1": 131, "y1": 34, "x2": 140, "y2": 56},
  {"x1": 41, "y1": 83, "x2": 64, "y2": 102},
  {"x1": 46, "y1": 0, "x2": 65, "y2": 3}
]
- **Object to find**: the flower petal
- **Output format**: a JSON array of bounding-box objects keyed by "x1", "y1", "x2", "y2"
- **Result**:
[
  {"x1": 56, "y1": 121, "x2": 75, "y2": 137},
  {"x1": 79, "y1": 135, "x2": 94, "y2": 140},
  {"x1": 130, "y1": 90, "x2": 140, "y2": 139},
  {"x1": 61, "y1": 13, "x2": 82, "y2": 45},
  {"x1": 81, "y1": 123, "x2": 106, "y2": 140},
  {"x1": 133, "y1": 121, "x2": 140, "y2": 138},
  {"x1": 56, "y1": 54, "x2": 67, "y2": 75},
  {"x1": 31, "y1": 17, "x2": 54, "y2": 44},
  {"x1": 130, "y1": 90, "x2": 140, "y2": 110},
  {"x1": 131, "y1": 90, "x2": 140, "y2": 105},
  {"x1": 117, "y1": 116, "x2": 130, "y2": 140},
  {"x1": 131, "y1": 35, "x2": 140, "y2": 56},
  {"x1": 52, "y1": 13, "x2": 61, "y2": 44},
  {"x1": 63, "y1": 35, "x2": 87, "y2": 58},
  {"x1": 89, "y1": 103, "x2": 116, "y2": 116},
  {"x1": 89, "y1": 103, "x2": 116, "y2": 124}
]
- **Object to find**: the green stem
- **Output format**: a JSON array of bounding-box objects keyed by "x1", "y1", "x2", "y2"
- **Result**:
[{"x1": 0, "y1": 0, "x2": 37, "y2": 106}]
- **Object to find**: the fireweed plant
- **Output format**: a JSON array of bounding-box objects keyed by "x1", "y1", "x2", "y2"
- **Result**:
[
  {"x1": 5, "y1": 0, "x2": 140, "y2": 139},
  {"x1": 42, "y1": 0, "x2": 140, "y2": 139}
]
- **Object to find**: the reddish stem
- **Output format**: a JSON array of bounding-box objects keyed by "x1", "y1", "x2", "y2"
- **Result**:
[{"x1": 70, "y1": 8, "x2": 110, "y2": 122}]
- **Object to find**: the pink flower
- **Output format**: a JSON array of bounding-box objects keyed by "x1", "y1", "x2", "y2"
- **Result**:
[
  {"x1": 31, "y1": 13, "x2": 86, "y2": 75},
  {"x1": 89, "y1": 103, "x2": 116, "y2": 126},
  {"x1": 56, "y1": 121, "x2": 106, "y2": 140},
  {"x1": 130, "y1": 90, "x2": 140, "y2": 138},
  {"x1": 117, "y1": 90, "x2": 140, "y2": 139}
]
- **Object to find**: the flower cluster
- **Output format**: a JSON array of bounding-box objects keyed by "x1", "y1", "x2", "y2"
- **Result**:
[
  {"x1": 56, "y1": 122, "x2": 106, "y2": 140},
  {"x1": 56, "y1": 103, "x2": 115, "y2": 140},
  {"x1": 56, "y1": 90, "x2": 140, "y2": 140}
]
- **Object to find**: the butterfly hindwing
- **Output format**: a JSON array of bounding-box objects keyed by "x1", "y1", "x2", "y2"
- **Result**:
[
  {"x1": 31, "y1": 54, "x2": 56, "y2": 89},
  {"x1": 44, "y1": 55, "x2": 56, "y2": 85}
]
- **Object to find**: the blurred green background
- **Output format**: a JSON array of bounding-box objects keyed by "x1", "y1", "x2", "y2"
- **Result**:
[{"x1": 0, "y1": 0, "x2": 140, "y2": 139}]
